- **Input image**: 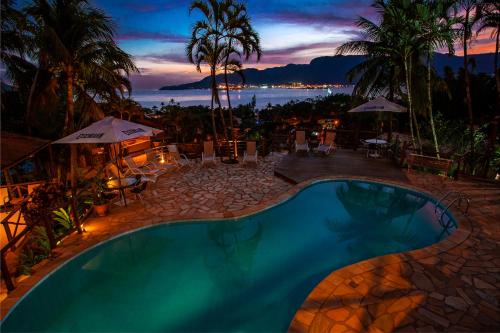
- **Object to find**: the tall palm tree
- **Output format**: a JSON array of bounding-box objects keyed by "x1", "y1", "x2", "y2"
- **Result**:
[
  {"x1": 418, "y1": 0, "x2": 457, "y2": 158},
  {"x1": 27, "y1": 0, "x2": 137, "y2": 135},
  {"x1": 337, "y1": 0, "x2": 423, "y2": 151},
  {"x1": 453, "y1": 0, "x2": 481, "y2": 161},
  {"x1": 17, "y1": 0, "x2": 137, "y2": 234},
  {"x1": 187, "y1": 34, "x2": 228, "y2": 143},
  {"x1": 383, "y1": 0, "x2": 425, "y2": 153},
  {"x1": 220, "y1": 0, "x2": 261, "y2": 158},
  {"x1": 336, "y1": 3, "x2": 404, "y2": 142},
  {"x1": 187, "y1": 0, "x2": 232, "y2": 145},
  {"x1": 478, "y1": 0, "x2": 500, "y2": 109}
]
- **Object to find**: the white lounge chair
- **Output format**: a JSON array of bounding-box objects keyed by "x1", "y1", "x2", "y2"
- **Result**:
[
  {"x1": 295, "y1": 130, "x2": 309, "y2": 152},
  {"x1": 167, "y1": 144, "x2": 190, "y2": 168},
  {"x1": 314, "y1": 131, "x2": 336, "y2": 155},
  {"x1": 123, "y1": 155, "x2": 166, "y2": 183},
  {"x1": 202, "y1": 141, "x2": 217, "y2": 165},
  {"x1": 243, "y1": 141, "x2": 258, "y2": 165}
]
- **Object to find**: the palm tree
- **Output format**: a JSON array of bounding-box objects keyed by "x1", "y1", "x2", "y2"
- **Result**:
[
  {"x1": 187, "y1": 34, "x2": 227, "y2": 144},
  {"x1": 453, "y1": 0, "x2": 482, "y2": 162},
  {"x1": 15, "y1": 0, "x2": 137, "y2": 234},
  {"x1": 27, "y1": 0, "x2": 137, "y2": 135},
  {"x1": 336, "y1": 3, "x2": 404, "y2": 142},
  {"x1": 383, "y1": 1, "x2": 426, "y2": 153},
  {"x1": 419, "y1": 0, "x2": 457, "y2": 158},
  {"x1": 337, "y1": 0, "x2": 423, "y2": 150},
  {"x1": 478, "y1": 0, "x2": 500, "y2": 109},
  {"x1": 187, "y1": 0, "x2": 231, "y2": 146},
  {"x1": 220, "y1": 0, "x2": 261, "y2": 159}
]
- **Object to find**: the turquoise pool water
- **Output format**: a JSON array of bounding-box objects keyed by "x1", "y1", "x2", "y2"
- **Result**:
[{"x1": 1, "y1": 180, "x2": 457, "y2": 332}]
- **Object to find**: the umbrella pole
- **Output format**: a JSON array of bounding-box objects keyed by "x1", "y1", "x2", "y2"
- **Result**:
[
  {"x1": 112, "y1": 144, "x2": 124, "y2": 206},
  {"x1": 70, "y1": 145, "x2": 83, "y2": 233}
]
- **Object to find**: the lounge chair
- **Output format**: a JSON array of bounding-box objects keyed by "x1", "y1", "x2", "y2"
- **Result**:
[
  {"x1": 202, "y1": 141, "x2": 217, "y2": 165},
  {"x1": 314, "y1": 131, "x2": 336, "y2": 155},
  {"x1": 167, "y1": 144, "x2": 190, "y2": 168},
  {"x1": 123, "y1": 155, "x2": 166, "y2": 183},
  {"x1": 243, "y1": 141, "x2": 258, "y2": 165},
  {"x1": 295, "y1": 130, "x2": 309, "y2": 152},
  {"x1": 145, "y1": 148, "x2": 175, "y2": 171}
]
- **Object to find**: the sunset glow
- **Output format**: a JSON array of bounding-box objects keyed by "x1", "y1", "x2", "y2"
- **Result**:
[{"x1": 92, "y1": 0, "x2": 496, "y2": 89}]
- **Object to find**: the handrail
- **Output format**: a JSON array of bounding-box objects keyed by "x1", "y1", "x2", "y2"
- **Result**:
[
  {"x1": 434, "y1": 191, "x2": 461, "y2": 214},
  {"x1": 434, "y1": 191, "x2": 471, "y2": 232}
]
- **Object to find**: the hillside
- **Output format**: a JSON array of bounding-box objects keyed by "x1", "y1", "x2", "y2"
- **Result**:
[{"x1": 159, "y1": 53, "x2": 495, "y2": 90}]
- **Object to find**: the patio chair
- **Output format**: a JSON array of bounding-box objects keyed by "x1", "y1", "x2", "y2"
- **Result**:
[
  {"x1": 366, "y1": 143, "x2": 381, "y2": 158},
  {"x1": 145, "y1": 148, "x2": 175, "y2": 171},
  {"x1": 202, "y1": 141, "x2": 217, "y2": 165},
  {"x1": 314, "y1": 131, "x2": 336, "y2": 155},
  {"x1": 129, "y1": 181, "x2": 148, "y2": 205},
  {"x1": 167, "y1": 144, "x2": 190, "y2": 168},
  {"x1": 295, "y1": 130, "x2": 309, "y2": 153},
  {"x1": 243, "y1": 141, "x2": 258, "y2": 165},
  {"x1": 123, "y1": 155, "x2": 166, "y2": 183}
]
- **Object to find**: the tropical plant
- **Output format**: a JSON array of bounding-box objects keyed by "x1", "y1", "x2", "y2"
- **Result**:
[
  {"x1": 418, "y1": 0, "x2": 457, "y2": 157},
  {"x1": 453, "y1": 0, "x2": 482, "y2": 162},
  {"x1": 52, "y1": 207, "x2": 73, "y2": 230},
  {"x1": 187, "y1": 0, "x2": 228, "y2": 144},
  {"x1": 478, "y1": 0, "x2": 500, "y2": 104},
  {"x1": 25, "y1": 0, "x2": 137, "y2": 135},
  {"x1": 220, "y1": 0, "x2": 261, "y2": 158}
]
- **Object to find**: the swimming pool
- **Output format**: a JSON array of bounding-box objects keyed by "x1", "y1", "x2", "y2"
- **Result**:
[{"x1": 1, "y1": 180, "x2": 457, "y2": 332}]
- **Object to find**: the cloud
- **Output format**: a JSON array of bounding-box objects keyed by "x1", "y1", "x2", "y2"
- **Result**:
[{"x1": 116, "y1": 31, "x2": 188, "y2": 43}]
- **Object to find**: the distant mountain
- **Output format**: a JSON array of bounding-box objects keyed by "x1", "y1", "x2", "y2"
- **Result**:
[{"x1": 159, "y1": 53, "x2": 495, "y2": 90}]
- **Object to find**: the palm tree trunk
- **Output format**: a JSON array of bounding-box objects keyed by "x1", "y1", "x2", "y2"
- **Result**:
[
  {"x1": 64, "y1": 65, "x2": 75, "y2": 135},
  {"x1": 224, "y1": 59, "x2": 238, "y2": 159},
  {"x1": 427, "y1": 51, "x2": 440, "y2": 158},
  {"x1": 210, "y1": 68, "x2": 219, "y2": 144},
  {"x1": 65, "y1": 65, "x2": 82, "y2": 233},
  {"x1": 26, "y1": 67, "x2": 41, "y2": 136},
  {"x1": 495, "y1": 27, "x2": 499, "y2": 113},
  {"x1": 464, "y1": 11, "x2": 475, "y2": 167},
  {"x1": 213, "y1": 72, "x2": 229, "y2": 158},
  {"x1": 387, "y1": 70, "x2": 395, "y2": 143},
  {"x1": 404, "y1": 56, "x2": 417, "y2": 152}
]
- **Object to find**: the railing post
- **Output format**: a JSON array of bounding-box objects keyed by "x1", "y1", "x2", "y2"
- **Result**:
[{"x1": 1, "y1": 254, "x2": 15, "y2": 291}]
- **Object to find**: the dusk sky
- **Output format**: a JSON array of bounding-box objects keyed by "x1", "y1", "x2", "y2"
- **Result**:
[{"x1": 91, "y1": 0, "x2": 496, "y2": 90}]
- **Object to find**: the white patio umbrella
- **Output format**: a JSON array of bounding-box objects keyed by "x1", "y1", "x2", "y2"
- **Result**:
[
  {"x1": 347, "y1": 96, "x2": 407, "y2": 113},
  {"x1": 348, "y1": 96, "x2": 406, "y2": 142},
  {"x1": 53, "y1": 116, "x2": 163, "y2": 144},
  {"x1": 53, "y1": 117, "x2": 163, "y2": 221}
]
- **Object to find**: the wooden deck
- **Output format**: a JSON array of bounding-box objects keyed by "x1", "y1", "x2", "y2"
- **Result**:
[{"x1": 274, "y1": 149, "x2": 409, "y2": 184}]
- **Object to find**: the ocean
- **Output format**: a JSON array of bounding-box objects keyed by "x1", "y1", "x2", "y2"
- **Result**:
[{"x1": 131, "y1": 87, "x2": 354, "y2": 110}]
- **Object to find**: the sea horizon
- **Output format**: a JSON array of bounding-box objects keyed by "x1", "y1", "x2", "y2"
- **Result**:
[{"x1": 131, "y1": 87, "x2": 354, "y2": 110}]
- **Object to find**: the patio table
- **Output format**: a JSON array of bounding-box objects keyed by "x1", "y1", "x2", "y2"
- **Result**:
[
  {"x1": 105, "y1": 176, "x2": 140, "y2": 207},
  {"x1": 364, "y1": 139, "x2": 388, "y2": 158},
  {"x1": 364, "y1": 138, "x2": 388, "y2": 145}
]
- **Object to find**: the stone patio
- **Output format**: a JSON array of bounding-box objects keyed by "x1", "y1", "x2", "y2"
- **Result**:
[{"x1": 1, "y1": 153, "x2": 499, "y2": 332}]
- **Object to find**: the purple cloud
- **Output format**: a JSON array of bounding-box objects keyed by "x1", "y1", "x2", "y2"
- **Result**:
[{"x1": 117, "y1": 31, "x2": 188, "y2": 43}]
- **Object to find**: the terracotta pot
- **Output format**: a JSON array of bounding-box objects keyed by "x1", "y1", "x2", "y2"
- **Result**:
[{"x1": 94, "y1": 203, "x2": 109, "y2": 217}]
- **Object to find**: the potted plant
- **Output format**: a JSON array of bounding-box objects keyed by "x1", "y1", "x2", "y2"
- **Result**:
[{"x1": 92, "y1": 176, "x2": 110, "y2": 217}]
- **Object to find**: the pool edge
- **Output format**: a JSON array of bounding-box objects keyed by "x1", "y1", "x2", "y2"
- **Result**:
[{"x1": 0, "y1": 175, "x2": 468, "y2": 323}]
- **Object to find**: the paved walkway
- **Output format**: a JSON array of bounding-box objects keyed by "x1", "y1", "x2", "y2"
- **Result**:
[
  {"x1": 1, "y1": 154, "x2": 499, "y2": 333},
  {"x1": 289, "y1": 174, "x2": 500, "y2": 333},
  {"x1": 275, "y1": 150, "x2": 409, "y2": 184}
]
